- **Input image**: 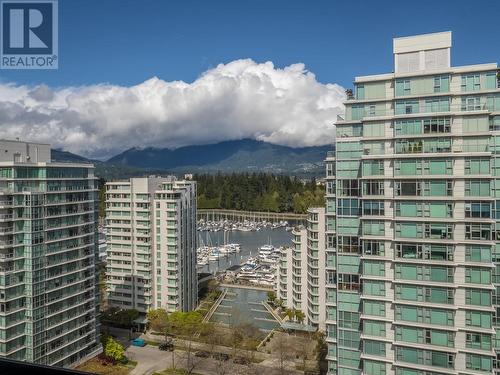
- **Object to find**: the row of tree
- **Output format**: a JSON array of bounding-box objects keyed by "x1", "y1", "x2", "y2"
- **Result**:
[
  {"x1": 196, "y1": 172, "x2": 324, "y2": 213},
  {"x1": 98, "y1": 173, "x2": 324, "y2": 217}
]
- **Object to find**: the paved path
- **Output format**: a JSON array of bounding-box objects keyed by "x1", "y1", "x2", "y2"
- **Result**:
[
  {"x1": 126, "y1": 345, "x2": 174, "y2": 375},
  {"x1": 219, "y1": 283, "x2": 273, "y2": 291}
]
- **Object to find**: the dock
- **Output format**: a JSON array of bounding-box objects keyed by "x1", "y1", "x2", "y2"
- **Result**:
[{"x1": 197, "y1": 209, "x2": 306, "y2": 223}]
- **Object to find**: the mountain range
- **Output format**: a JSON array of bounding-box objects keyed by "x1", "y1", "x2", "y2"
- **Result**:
[{"x1": 52, "y1": 139, "x2": 332, "y2": 179}]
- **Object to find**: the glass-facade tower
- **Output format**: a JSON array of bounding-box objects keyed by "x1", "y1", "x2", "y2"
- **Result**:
[
  {"x1": 333, "y1": 32, "x2": 499, "y2": 375},
  {"x1": 0, "y1": 140, "x2": 101, "y2": 367}
]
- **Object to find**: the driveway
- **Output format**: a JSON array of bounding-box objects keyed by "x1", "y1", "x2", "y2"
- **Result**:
[{"x1": 126, "y1": 345, "x2": 174, "y2": 375}]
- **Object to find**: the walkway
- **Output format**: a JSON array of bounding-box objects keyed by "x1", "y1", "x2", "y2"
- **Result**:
[
  {"x1": 198, "y1": 209, "x2": 306, "y2": 222},
  {"x1": 220, "y1": 283, "x2": 273, "y2": 291},
  {"x1": 203, "y1": 288, "x2": 227, "y2": 323}
]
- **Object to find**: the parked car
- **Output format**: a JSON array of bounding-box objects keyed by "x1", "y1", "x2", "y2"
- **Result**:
[
  {"x1": 131, "y1": 338, "x2": 146, "y2": 347},
  {"x1": 195, "y1": 350, "x2": 210, "y2": 358},
  {"x1": 159, "y1": 338, "x2": 174, "y2": 351},
  {"x1": 233, "y1": 356, "x2": 250, "y2": 365},
  {"x1": 213, "y1": 352, "x2": 230, "y2": 361}
]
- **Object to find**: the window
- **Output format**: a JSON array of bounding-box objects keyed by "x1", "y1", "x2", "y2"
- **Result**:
[
  {"x1": 465, "y1": 202, "x2": 491, "y2": 218},
  {"x1": 363, "y1": 122, "x2": 385, "y2": 137},
  {"x1": 338, "y1": 330, "x2": 360, "y2": 349},
  {"x1": 363, "y1": 321, "x2": 386, "y2": 337},
  {"x1": 363, "y1": 340, "x2": 386, "y2": 357},
  {"x1": 338, "y1": 236, "x2": 359, "y2": 254},
  {"x1": 394, "y1": 118, "x2": 422, "y2": 135},
  {"x1": 463, "y1": 115, "x2": 489, "y2": 132},
  {"x1": 363, "y1": 180, "x2": 384, "y2": 196},
  {"x1": 465, "y1": 223, "x2": 491, "y2": 240},
  {"x1": 337, "y1": 141, "x2": 363, "y2": 159},
  {"x1": 363, "y1": 301, "x2": 385, "y2": 317},
  {"x1": 395, "y1": 305, "x2": 454, "y2": 326},
  {"x1": 338, "y1": 199, "x2": 360, "y2": 216},
  {"x1": 395, "y1": 201, "x2": 452, "y2": 218},
  {"x1": 338, "y1": 348, "x2": 360, "y2": 369},
  {"x1": 395, "y1": 139, "x2": 423, "y2": 154},
  {"x1": 363, "y1": 241, "x2": 384, "y2": 256},
  {"x1": 362, "y1": 221, "x2": 385, "y2": 236},
  {"x1": 364, "y1": 361, "x2": 385, "y2": 375},
  {"x1": 363, "y1": 141, "x2": 385, "y2": 155},
  {"x1": 395, "y1": 79, "x2": 410, "y2": 96},
  {"x1": 395, "y1": 285, "x2": 454, "y2": 304},
  {"x1": 425, "y1": 222, "x2": 453, "y2": 239},
  {"x1": 466, "y1": 353, "x2": 492, "y2": 372},
  {"x1": 465, "y1": 245, "x2": 492, "y2": 263},
  {"x1": 362, "y1": 160, "x2": 384, "y2": 176},
  {"x1": 368, "y1": 105, "x2": 376, "y2": 116},
  {"x1": 465, "y1": 289, "x2": 491, "y2": 306},
  {"x1": 423, "y1": 116, "x2": 451, "y2": 133},
  {"x1": 337, "y1": 124, "x2": 363, "y2": 137},
  {"x1": 337, "y1": 160, "x2": 360, "y2": 178},
  {"x1": 363, "y1": 261, "x2": 385, "y2": 276},
  {"x1": 338, "y1": 311, "x2": 360, "y2": 329},
  {"x1": 395, "y1": 222, "x2": 422, "y2": 238},
  {"x1": 394, "y1": 159, "x2": 420, "y2": 175},
  {"x1": 395, "y1": 100, "x2": 419, "y2": 115},
  {"x1": 395, "y1": 347, "x2": 454, "y2": 368},
  {"x1": 363, "y1": 200, "x2": 385, "y2": 216},
  {"x1": 466, "y1": 332, "x2": 491, "y2": 350},
  {"x1": 433, "y1": 75, "x2": 449, "y2": 93},
  {"x1": 461, "y1": 96, "x2": 481, "y2": 111},
  {"x1": 490, "y1": 116, "x2": 500, "y2": 131},
  {"x1": 395, "y1": 181, "x2": 421, "y2": 196},
  {"x1": 465, "y1": 180, "x2": 490, "y2": 196},
  {"x1": 356, "y1": 85, "x2": 365, "y2": 100},
  {"x1": 465, "y1": 158, "x2": 490, "y2": 175},
  {"x1": 395, "y1": 326, "x2": 454, "y2": 347},
  {"x1": 338, "y1": 274, "x2": 360, "y2": 291},
  {"x1": 395, "y1": 243, "x2": 453, "y2": 261},
  {"x1": 466, "y1": 310, "x2": 492, "y2": 328},
  {"x1": 424, "y1": 159, "x2": 452, "y2": 175},
  {"x1": 463, "y1": 136, "x2": 489, "y2": 152},
  {"x1": 363, "y1": 280, "x2": 386, "y2": 296},
  {"x1": 395, "y1": 264, "x2": 453, "y2": 283},
  {"x1": 338, "y1": 179, "x2": 360, "y2": 196},
  {"x1": 461, "y1": 74, "x2": 481, "y2": 92},
  {"x1": 424, "y1": 97, "x2": 450, "y2": 112},
  {"x1": 465, "y1": 267, "x2": 491, "y2": 284}
]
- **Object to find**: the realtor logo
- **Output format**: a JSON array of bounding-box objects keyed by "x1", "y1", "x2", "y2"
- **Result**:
[{"x1": 1, "y1": 0, "x2": 58, "y2": 69}]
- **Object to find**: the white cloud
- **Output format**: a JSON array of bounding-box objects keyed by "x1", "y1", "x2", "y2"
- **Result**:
[{"x1": 0, "y1": 59, "x2": 345, "y2": 159}]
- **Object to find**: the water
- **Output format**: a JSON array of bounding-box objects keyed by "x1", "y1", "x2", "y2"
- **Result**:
[
  {"x1": 210, "y1": 287, "x2": 280, "y2": 333},
  {"x1": 198, "y1": 227, "x2": 292, "y2": 273}
]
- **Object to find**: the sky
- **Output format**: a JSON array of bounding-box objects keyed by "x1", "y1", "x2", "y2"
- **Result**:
[{"x1": 0, "y1": 0, "x2": 498, "y2": 159}]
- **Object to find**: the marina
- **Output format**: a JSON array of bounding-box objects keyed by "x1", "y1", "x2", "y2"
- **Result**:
[{"x1": 196, "y1": 222, "x2": 292, "y2": 286}]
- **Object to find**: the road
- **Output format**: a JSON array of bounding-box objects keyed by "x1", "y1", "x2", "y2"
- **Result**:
[
  {"x1": 125, "y1": 344, "x2": 302, "y2": 375},
  {"x1": 126, "y1": 345, "x2": 173, "y2": 375}
]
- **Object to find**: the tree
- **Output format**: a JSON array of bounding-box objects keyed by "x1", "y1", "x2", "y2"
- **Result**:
[
  {"x1": 266, "y1": 291, "x2": 276, "y2": 304},
  {"x1": 294, "y1": 310, "x2": 305, "y2": 324},
  {"x1": 101, "y1": 307, "x2": 139, "y2": 328},
  {"x1": 274, "y1": 332, "x2": 293, "y2": 375},
  {"x1": 147, "y1": 308, "x2": 169, "y2": 334},
  {"x1": 103, "y1": 337, "x2": 125, "y2": 363},
  {"x1": 284, "y1": 309, "x2": 294, "y2": 321},
  {"x1": 167, "y1": 311, "x2": 204, "y2": 375}
]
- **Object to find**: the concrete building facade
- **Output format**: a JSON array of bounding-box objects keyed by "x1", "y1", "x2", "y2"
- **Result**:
[{"x1": 105, "y1": 177, "x2": 197, "y2": 314}]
